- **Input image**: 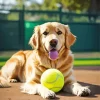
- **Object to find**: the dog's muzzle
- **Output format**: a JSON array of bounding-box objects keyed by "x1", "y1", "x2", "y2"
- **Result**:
[{"x1": 50, "y1": 39, "x2": 58, "y2": 48}]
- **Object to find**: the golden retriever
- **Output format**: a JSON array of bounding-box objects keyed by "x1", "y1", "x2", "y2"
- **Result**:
[{"x1": 0, "y1": 22, "x2": 90, "y2": 99}]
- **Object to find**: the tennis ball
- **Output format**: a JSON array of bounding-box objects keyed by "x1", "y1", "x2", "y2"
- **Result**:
[{"x1": 40, "y1": 69, "x2": 64, "y2": 92}]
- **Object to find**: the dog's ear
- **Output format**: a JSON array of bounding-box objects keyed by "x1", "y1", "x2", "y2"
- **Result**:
[
  {"x1": 29, "y1": 25, "x2": 40, "y2": 49},
  {"x1": 64, "y1": 25, "x2": 76, "y2": 49}
]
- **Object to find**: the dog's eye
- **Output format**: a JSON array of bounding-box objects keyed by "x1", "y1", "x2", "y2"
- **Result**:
[
  {"x1": 43, "y1": 31, "x2": 49, "y2": 35},
  {"x1": 57, "y1": 31, "x2": 62, "y2": 35}
]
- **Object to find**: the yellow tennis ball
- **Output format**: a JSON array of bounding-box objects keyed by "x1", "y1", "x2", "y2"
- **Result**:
[{"x1": 40, "y1": 69, "x2": 64, "y2": 92}]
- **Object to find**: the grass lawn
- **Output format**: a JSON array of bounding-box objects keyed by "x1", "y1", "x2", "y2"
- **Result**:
[
  {"x1": 74, "y1": 59, "x2": 100, "y2": 66},
  {"x1": 0, "y1": 62, "x2": 5, "y2": 67},
  {"x1": 0, "y1": 57, "x2": 100, "y2": 68}
]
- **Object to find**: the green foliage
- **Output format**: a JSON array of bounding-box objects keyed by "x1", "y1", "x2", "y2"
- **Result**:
[
  {"x1": 42, "y1": 0, "x2": 90, "y2": 12},
  {"x1": 4, "y1": 0, "x2": 91, "y2": 21},
  {"x1": 11, "y1": 0, "x2": 91, "y2": 12},
  {"x1": 13, "y1": 0, "x2": 23, "y2": 9}
]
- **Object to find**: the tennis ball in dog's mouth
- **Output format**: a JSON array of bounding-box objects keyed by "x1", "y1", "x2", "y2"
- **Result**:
[
  {"x1": 40, "y1": 69, "x2": 64, "y2": 92},
  {"x1": 49, "y1": 49, "x2": 58, "y2": 60}
]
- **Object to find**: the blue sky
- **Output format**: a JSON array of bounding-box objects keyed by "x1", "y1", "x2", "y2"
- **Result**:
[
  {"x1": 0, "y1": 0, "x2": 44, "y2": 9},
  {"x1": 35, "y1": 0, "x2": 43, "y2": 4},
  {"x1": 0, "y1": 0, "x2": 43, "y2": 4}
]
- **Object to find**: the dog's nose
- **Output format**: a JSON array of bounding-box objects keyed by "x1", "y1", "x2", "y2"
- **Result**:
[{"x1": 50, "y1": 39, "x2": 58, "y2": 47}]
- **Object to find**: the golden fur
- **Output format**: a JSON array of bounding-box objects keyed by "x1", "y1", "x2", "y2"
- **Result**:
[{"x1": 0, "y1": 22, "x2": 90, "y2": 99}]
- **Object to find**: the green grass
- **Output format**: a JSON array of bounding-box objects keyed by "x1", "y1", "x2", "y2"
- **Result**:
[
  {"x1": 0, "y1": 58, "x2": 100, "y2": 68},
  {"x1": 74, "y1": 60, "x2": 100, "y2": 66},
  {"x1": 0, "y1": 62, "x2": 6, "y2": 67},
  {"x1": 0, "y1": 57, "x2": 9, "y2": 61}
]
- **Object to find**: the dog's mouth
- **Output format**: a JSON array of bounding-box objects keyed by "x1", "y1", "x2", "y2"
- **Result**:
[
  {"x1": 43, "y1": 45, "x2": 59, "y2": 60},
  {"x1": 49, "y1": 49, "x2": 58, "y2": 60}
]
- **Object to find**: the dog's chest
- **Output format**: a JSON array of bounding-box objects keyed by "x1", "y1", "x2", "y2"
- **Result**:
[
  {"x1": 39, "y1": 54, "x2": 73, "y2": 71},
  {"x1": 35, "y1": 50, "x2": 73, "y2": 77}
]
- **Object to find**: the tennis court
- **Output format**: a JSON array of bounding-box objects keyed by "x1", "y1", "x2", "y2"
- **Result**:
[{"x1": 0, "y1": 67, "x2": 100, "y2": 100}]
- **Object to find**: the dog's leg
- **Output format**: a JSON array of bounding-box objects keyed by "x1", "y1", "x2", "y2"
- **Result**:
[
  {"x1": 21, "y1": 81, "x2": 56, "y2": 99},
  {"x1": 2, "y1": 58, "x2": 20, "y2": 83},
  {"x1": 0, "y1": 59, "x2": 19, "y2": 87},
  {"x1": 63, "y1": 76, "x2": 91, "y2": 96},
  {"x1": 0, "y1": 51, "x2": 26, "y2": 87},
  {"x1": 0, "y1": 76, "x2": 11, "y2": 87}
]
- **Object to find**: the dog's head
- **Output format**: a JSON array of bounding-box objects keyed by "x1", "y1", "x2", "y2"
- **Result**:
[{"x1": 29, "y1": 22, "x2": 76, "y2": 60}]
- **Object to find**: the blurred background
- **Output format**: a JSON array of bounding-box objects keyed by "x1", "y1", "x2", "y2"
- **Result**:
[{"x1": 0, "y1": 0, "x2": 100, "y2": 67}]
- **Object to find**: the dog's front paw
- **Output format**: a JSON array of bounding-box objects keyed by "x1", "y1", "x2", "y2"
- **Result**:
[
  {"x1": 8, "y1": 79, "x2": 18, "y2": 83},
  {"x1": 41, "y1": 89, "x2": 55, "y2": 99},
  {"x1": 38, "y1": 85, "x2": 56, "y2": 99},
  {"x1": 20, "y1": 83, "x2": 37, "y2": 94},
  {"x1": 76, "y1": 86, "x2": 91, "y2": 96},
  {"x1": 21, "y1": 83, "x2": 56, "y2": 99}
]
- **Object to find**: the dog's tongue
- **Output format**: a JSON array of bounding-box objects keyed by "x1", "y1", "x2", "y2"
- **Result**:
[{"x1": 49, "y1": 49, "x2": 58, "y2": 60}]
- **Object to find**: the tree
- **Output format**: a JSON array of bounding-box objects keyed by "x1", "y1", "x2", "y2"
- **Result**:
[
  {"x1": 88, "y1": 0, "x2": 100, "y2": 13},
  {"x1": 13, "y1": 0, "x2": 24, "y2": 9},
  {"x1": 41, "y1": 0, "x2": 90, "y2": 13}
]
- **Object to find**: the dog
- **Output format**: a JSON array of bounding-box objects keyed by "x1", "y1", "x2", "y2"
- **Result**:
[{"x1": 0, "y1": 22, "x2": 90, "y2": 99}]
